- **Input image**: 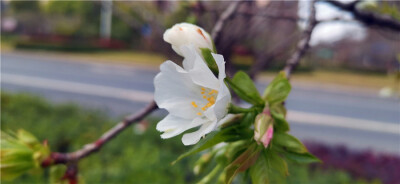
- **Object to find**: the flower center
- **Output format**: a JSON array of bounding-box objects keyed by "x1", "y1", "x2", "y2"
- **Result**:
[{"x1": 191, "y1": 87, "x2": 218, "y2": 116}]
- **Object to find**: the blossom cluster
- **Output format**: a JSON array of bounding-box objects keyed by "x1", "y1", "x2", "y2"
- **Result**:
[{"x1": 155, "y1": 23, "x2": 320, "y2": 184}]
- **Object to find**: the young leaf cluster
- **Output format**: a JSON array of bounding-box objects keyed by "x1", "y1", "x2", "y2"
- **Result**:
[{"x1": 174, "y1": 66, "x2": 320, "y2": 183}]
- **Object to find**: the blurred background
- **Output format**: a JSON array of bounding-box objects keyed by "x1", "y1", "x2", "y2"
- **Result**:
[{"x1": 1, "y1": 0, "x2": 399, "y2": 183}]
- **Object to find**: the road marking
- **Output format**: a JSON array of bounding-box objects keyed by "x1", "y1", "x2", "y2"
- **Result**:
[
  {"x1": 1, "y1": 73, "x2": 153, "y2": 103},
  {"x1": 2, "y1": 73, "x2": 398, "y2": 135},
  {"x1": 287, "y1": 111, "x2": 399, "y2": 135}
]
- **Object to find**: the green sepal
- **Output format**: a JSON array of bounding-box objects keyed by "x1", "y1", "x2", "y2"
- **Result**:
[
  {"x1": 200, "y1": 48, "x2": 219, "y2": 75},
  {"x1": 263, "y1": 72, "x2": 291, "y2": 105},
  {"x1": 225, "y1": 71, "x2": 264, "y2": 105},
  {"x1": 270, "y1": 104, "x2": 289, "y2": 132},
  {"x1": 283, "y1": 151, "x2": 321, "y2": 164},
  {"x1": 272, "y1": 132, "x2": 308, "y2": 154}
]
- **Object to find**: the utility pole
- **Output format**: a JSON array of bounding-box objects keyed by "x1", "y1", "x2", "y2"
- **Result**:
[{"x1": 100, "y1": 0, "x2": 112, "y2": 39}]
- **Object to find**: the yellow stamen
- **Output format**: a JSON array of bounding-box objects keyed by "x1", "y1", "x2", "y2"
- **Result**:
[
  {"x1": 209, "y1": 90, "x2": 217, "y2": 95},
  {"x1": 201, "y1": 107, "x2": 206, "y2": 111},
  {"x1": 203, "y1": 95, "x2": 207, "y2": 99},
  {"x1": 207, "y1": 97, "x2": 215, "y2": 104},
  {"x1": 197, "y1": 112, "x2": 202, "y2": 116},
  {"x1": 201, "y1": 91, "x2": 205, "y2": 94},
  {"x1": 201, "y1": 87, "x2": 205, "y2": 91},
  {"x1": 191, "y1": 101, "x2": 198, "y2": 108}
]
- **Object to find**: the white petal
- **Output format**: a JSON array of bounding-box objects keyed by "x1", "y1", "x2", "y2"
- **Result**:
[
  {"x1": 161, "y1": 128, "x2": 187, "y2": 139},
  {"x1": 181, "y1": 46, "x2": 196, "y2": 70},
  {"x1": 159, "y1": 116, "x2": 206, "y2": 139},
  {"x1": 156, "y1": 114, "x2": 191, "y2": 131},
  {"x1": 212, "y1": 53, "x2": 227, "y2": 80},
  {"x1": 163, "y1": 23, "x2": 213, "y2": 56},
  {"x1": 181, "y1": 45, "x2": 219, "y2": 90},
  {"x1": 213, "y1": 53, "x2": 232, "y2": 120},
  {"x1": 213, "y1": 93, "x2": 231, "y2": 120},
  {"x1": 154, "y1": 60, "x2": 203, "y2": 119},
  {"x1": 181, "y1": 121, "x2": 216, "y2": 145}
]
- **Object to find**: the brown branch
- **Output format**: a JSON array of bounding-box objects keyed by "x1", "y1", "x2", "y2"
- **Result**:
[
  {"x1": 325, "y1": 0, "x2": 400, "y2": 32},
  {"x1": 41, "y1": 101, "x2": 158, "y2": 167},
  {"x1": 211, "y1": 1, "x2": 242, "y2": 44},
  {"x1": 283, "y1": 0, "x2": 318, "y2": 79},
  {"x1": 248, "y1": 31, "x2": 299, "y2": 79}
]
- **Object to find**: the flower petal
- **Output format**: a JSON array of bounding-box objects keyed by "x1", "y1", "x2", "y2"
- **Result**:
[
  {"x1": 181, "y1": 45, "x2": 219, "y2": 90},
  {"x1": 156, "y1": 114, "x2": 190, "y2": 131},
  {"x1": 163, "y1": 23, "x2": 213, "y2": 56},
  {"x1": 158, "y1": 115, "x2": 206, "y2": 139},
  {"x1": 154, "y1": 60, "x2": 204, "y2": 119},
  {"x1": 213, "y1": 53, "x2": 232, "y2": 120},
  {"x1": 181, "y1": 121, "x2": 216, "y2": 145}
]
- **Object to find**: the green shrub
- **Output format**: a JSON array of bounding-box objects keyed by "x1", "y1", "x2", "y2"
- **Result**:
[
  {"x1": 1, "y1": 92, "x2": 376, "y2": 183},
  {"x1": 1, "y1": 92, "x2": 195, "y2": 184}
]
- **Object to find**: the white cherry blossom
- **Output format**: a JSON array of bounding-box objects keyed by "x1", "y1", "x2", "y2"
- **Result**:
[
  {"x1": 163, "y1": 23, "x2": 214, "y2": 56},
  {"x1": 154, "y1": 45, "x2": 231, "y2": 145}
]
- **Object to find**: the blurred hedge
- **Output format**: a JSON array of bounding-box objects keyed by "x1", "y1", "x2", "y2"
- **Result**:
[
  {"x1": 1, "y1": 92, "x2": 375, "y2": 183},
  {"x1": 1, "y1": 92, "x2": 195, "y2": 183}
]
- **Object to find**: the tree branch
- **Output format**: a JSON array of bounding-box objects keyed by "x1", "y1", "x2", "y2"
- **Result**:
[
  {"x1": 283, "y1": 0, "x2": 318, "y2": 78},
  {"x1": 211, "y1": 1, "x2": 242, "y2": 44},
  {"x1": 325, "y1": 0, "x2": 400, "y2": 32},
  {"x1": 41, "y1": 101, "x2": 158, "y2": 167}
]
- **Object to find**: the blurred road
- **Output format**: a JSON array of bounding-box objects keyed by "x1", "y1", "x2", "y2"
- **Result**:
[{"x1": 1, "y1": 53, "x2": 399, "y2": 155}]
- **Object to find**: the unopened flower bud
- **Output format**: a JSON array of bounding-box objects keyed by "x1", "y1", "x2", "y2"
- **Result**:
[
  {"x1": 254, "y1": 111, "x2": 274, "y2": 148},
  {"x1": 163, "y1": 23, "x2": 214, "y2": 56}
]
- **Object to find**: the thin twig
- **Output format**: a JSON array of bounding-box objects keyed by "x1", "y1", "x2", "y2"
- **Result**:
[
  {"x1": 283, "y1": 0, "x2": 318, "y2": 79},
  {"x1": 42, "y1": 101, "x2": 158, "y2": 166},
  {"x1": 41, "y1": 0, "x2": 241, "y2": 171},
  {"x1": 211, "y1": 1, "x2": 242, "y2": 44},
  {"x1": 325, "y1": 0, "x2": 400, "y2": 32}
]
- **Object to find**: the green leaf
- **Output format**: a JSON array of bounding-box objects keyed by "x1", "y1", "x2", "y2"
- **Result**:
[
  {"x1": 225, "y1": 71, "x2": 263, "y2": 105},
  {"x1": 49, "y1": 165, "x2": 68, "y2": 184},
  {"x1": 265, "y1": 150, "x2": 289, "y2": 177},
  {"x1": 271, "y1": 103, "x2": 287, "y2": 117},
  {"x1": 225, "y1": 144, "x2": 261, "y2": 184},
  {"x1": 249, "y1": 149, "x2": 288, "y2": 184},
  {"x1": 17, "y1": 129, "x2": 39, "y2": 146},
  {"x1": 172, "y1": 125, "x2": 242, "y2": 165},
  {"x1": 200, "y1": 48, "x2": 219, "y2": 75},
  {"x1": 238, "y1": 111, "x2": 256, "y2": 129},
  {"x1": 270, "y1": 104, "x2": 289, "y2": 132},
  {"x1": 0, "y1": 130, "x2": 49, "y2": 181},
  {"x1": 283, "y1": 151, "x2": 321, "y2": 164},
  {"x1": 263, "y1": 72, "x2": 291, "y2": 105},
  {"x1": 249, "y1": 155, "x2": 269, "y2": 184},
  {"x1": 273, "y1": 132, "x2": 308, "y2": 154}
]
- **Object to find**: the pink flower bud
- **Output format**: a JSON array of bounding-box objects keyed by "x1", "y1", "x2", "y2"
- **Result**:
[
  {"x1": 254, "y1": 110, "x2": 274, "y2": 148},
  {"x1": 261, "y1": 125, "x2": 274, "y2": 148}
]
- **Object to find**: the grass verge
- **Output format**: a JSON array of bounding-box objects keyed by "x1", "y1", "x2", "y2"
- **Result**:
[{"x1": 1, "y1": 92, "x2": 378, "y2": 183}]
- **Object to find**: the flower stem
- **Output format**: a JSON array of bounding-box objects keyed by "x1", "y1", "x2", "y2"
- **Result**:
[{"x1": 228, "y1": 104, "x2": 256, "y2": 114}]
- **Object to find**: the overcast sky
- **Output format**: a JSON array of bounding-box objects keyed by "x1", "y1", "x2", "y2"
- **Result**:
[{"x1": 298, "y1": 0, "x2": 367, "y2": 45}]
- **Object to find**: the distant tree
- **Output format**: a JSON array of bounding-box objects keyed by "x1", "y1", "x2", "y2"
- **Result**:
[{"x1": 43, "y1": 1, "x2": 100, "y2": 38}]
